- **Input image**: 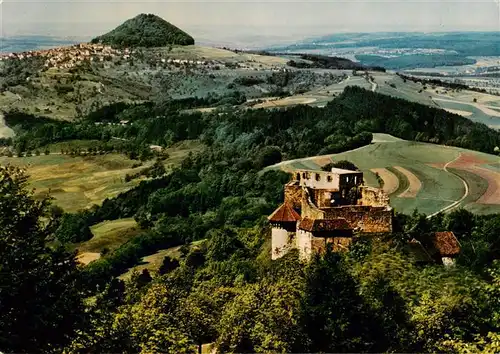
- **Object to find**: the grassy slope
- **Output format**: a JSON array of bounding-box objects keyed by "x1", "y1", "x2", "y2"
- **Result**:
[
  {"x1": 74, "y1": 218, "x2": 141, "y2": 265},
  {"x1": 77, "y1": 218, "x2": 140, "y2": 254},
  {"x1": 371, "y1": 73, "x2": 500, "y2": 130},
  {"x1": 0, "y1": 140, "x2": 204, "y2": 212},
  {"x1": 276, "y1": 134, "x2": 500, "y2": 215},
  {"x1": 0, "y1": 67, "x2": 142, "y2": 121},
  {"x1": 74, "y1": 218, "x2": 140, "y2": 254},
  {"x1": 0, "y1": 154, "x2": 145, "y2": 212},
  {"x1": 432, "y1": 99, "x2": 500, "y2": 129},
  {"x1": 118, "y1": 239, "x2": 207, "y2": 280}
]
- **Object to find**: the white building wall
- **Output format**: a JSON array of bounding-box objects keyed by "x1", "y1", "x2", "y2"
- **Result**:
[
  {"x1": 271, "y1": 227, "x2": 293, "y2": 260},
  {"x1": 442, "y1": 257, "x2": 456, "y2": 267},
  {"x1": 297, "y1": 170, "x2": 340, "y2": 190},
  {"x1": 296, "y1": 229, "x2": 312, "y2": 261}
]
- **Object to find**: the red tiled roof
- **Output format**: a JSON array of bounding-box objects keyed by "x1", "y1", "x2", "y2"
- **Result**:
[
  {"x1": 298, "y1": 218, "x2": 314, "y2": 231},
  {"x1": 299, "y1": 218, "x2": 351, "y2": 232},
  {"x1": 432, "y1": 231, "x2": 461, "y2": 257},
  {"x1": 268, "y1": 202, "x2": 300, "y2": 223}
]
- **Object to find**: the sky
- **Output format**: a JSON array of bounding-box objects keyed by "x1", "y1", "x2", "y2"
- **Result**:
[{"x1": 1, "y1": 0, "x2": 500, "y2": 46}]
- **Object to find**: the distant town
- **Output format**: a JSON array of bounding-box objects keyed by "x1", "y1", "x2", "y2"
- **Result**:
[{"x1": 0, "y1": 42, "x2": 289, "y2": 73}]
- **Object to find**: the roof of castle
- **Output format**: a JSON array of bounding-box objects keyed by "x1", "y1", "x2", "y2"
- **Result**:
[
  {"x1": 268, "y1": 202, "x2": 301, "y2": 223},
  {"x1": 298, "y1": 217, "x2": 351, "y2": 232},
  {"x1": 432, "y1": 231, "x2": 461, "y2": 257}
]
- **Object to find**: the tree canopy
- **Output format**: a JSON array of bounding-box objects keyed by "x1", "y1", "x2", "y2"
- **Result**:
[
  {"x1": 0, "y1": 166, "x2": 86, "y2": 353},
  {"x1": 91, "y1": 14, "x2": 195, "y2": 48}
]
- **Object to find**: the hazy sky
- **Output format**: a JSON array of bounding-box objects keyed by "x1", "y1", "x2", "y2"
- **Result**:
[{"x1": 1, "y1": 0, "x2": 500, "y2": 45}]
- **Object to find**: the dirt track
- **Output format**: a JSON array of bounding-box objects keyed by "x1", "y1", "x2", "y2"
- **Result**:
[
  {"x1": 394, "y1": 166, "x2": 422, "y2": 198},
  {"x1": 371, "y1": 168, "x2": 399, "y2": 195}
]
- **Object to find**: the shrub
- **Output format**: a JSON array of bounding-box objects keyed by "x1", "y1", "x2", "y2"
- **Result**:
[{"x1": 55, "y1": 214, "x2": 93, "y2": 243}]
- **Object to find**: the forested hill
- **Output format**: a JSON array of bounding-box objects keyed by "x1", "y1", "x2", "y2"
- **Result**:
[
  {"x1": 333, "y1": 86, "x2": 500, "y2": 153},
  {"x1": 91, "y1": 13, "x2": 195, "y2": 48}
]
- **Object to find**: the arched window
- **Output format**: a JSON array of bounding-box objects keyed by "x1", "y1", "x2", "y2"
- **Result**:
[{"x1": 296, "y1": 173, "x2": 300, "y2": 180}]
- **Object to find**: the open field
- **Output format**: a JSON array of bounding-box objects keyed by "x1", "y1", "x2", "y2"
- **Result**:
[
  {"x1": 0, "y1": 67, "x2": 143, "y2": 121},
  {"x1": 364, "y1": 72, "x2": 500, "y2": 130},
  {"x1": 119, "y1": 239, "x2": 206, "y2": 280},
  {"x1": 84, "y1": 218, "x2": 140, "y2": 252},
  {"x1": 372, "y1": 73, "x2": 438, "y2": 107},
  {"x1": 443, "y1": 108, "x2": 473, "y2": 117},
  {"x1": 393, "y1": 166, "x2": 422, "y2": 198},
  {"x1": 432, "y1": 97, "x2": 500, "y2": 129},
  {"x1": 253, "y1": 95, "x2": 318, "y2": 109},
  {"x1": 164, "y1": 46, "x2": 289, "y2": 67},
  {"x1": 0, "y1": 154, "x2": 145, "y2": 212},
  {"x1": 77, "y1": 252, "x2": 101, "y2": 265},
  {"x1": 163, "y1": 139, "x2": 205, "y2": 168},
  {"x1": 0, "y1": 140, "x2": 203, "y2": 212},
  {"x1": 75, "y1": 218, "x2": 140, "y2": 265},
  {"x1": 270, "y1": 134, "x2": 500, "y2": 215}
]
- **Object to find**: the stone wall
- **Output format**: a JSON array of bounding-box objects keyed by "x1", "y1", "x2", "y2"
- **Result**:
[
  {"x1": 311, "y1": 236, "x2": 353, "y2": 255},
  {"x1": 311, "y1": 189, "x2": 334, "y2": 208},
  {"x1": 301, "y1": 189, "x2": 325, "y2": 220},
  {"x1": 323, "y1": 206, "x2": 393, "y2": 233},
  {"x1": 360, "y1": 186, "x2": 390, "y2": 207},
  {"x1": 284, "y1": 182, "x2": 303, "y2": 209}
]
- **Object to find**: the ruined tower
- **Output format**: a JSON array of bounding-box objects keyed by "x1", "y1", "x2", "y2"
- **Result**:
[{"x1": 268, "y1": 167, "x2": 393, "y2": 260}]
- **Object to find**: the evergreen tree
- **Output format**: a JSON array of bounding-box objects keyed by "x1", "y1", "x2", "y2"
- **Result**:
[{"x1": 0, "y1": 166, "x2": 86, "y2": 352}]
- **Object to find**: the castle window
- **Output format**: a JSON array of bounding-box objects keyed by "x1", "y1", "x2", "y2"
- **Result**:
[
  {"x1": 296, "y1": 173, "x2": 300, "y2": 180},
  {"x1": 327, "y1": 175, "x2": 332, "y2": 182},
  {"x1": 302, "y1": 172, "x2": 306, "y2": 179},
  {"x1": 315, "y1": 173, "x2": 321, "y2": 181},
  {"x1": 354, "y1": 176, "x2": 357, "y2": 183},
  {"x1": 346, "y1": 176, "x2": 349, "y2": 183}
]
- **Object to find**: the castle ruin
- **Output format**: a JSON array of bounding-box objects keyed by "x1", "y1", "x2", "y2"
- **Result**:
[{"x1": 268, "y1": 168, "x2": 393, "y2": 260}]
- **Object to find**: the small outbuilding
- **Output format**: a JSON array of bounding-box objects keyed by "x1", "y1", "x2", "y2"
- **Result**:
[{"x1": 431, "y1": 231, "x2": 461, "y2": 266}]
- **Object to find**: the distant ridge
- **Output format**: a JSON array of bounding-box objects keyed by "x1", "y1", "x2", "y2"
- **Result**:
[{"x1": 91, "y1": 13, "x2": 195, "y2": 48}]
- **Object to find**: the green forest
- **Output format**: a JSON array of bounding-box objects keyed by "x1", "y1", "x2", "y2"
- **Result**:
[
  {"x1": 91, "y1": 13, "x2": 195, "y2": 48},
  {"x1": 2, "y1": 86, "x2": 500, "y2": 353}
]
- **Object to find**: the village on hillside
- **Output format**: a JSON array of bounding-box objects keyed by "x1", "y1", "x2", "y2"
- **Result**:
[{"x1": 0, "y1": 43, "x2": 289, "y2": 73}]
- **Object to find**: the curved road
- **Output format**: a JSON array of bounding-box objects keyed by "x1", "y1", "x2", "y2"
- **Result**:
[{"x1": 427, "y1": 153, "x2": 469, "y2": 218}]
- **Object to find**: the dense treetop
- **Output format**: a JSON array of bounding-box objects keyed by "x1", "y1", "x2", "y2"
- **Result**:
[{"x1": 91, "y1": 14, "x2": 195, "y2": 48}]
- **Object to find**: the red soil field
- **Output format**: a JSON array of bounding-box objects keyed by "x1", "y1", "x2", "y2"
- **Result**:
[{"x1": 444, "y1": 154, "x2": 500, "y2": 204}]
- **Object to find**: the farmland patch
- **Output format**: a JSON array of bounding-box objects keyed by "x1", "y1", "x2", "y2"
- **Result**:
[
  {"x1": 77, "y1": 252, "x2": 101, "y2": 265},
  {"x1": 386, "y1": 166, "x2": 410, "y2": 197},
  {"x1": 447, "y1": 168, "x2": 489, "y2": 207},
  {"x1": 462, "y1": 166, "x2": 500, "y2": 204},
  {"x1": 393, "y1": 166, "x2": 422, "y2": 198},
  {"x1": 270, "y1": 137, "x2": 500, "y2": 215},
  {"x1": 76, "y1": 218, "x2": 141, "y2": 254},
  {"x1": 371, "y1": 168, "x2": 399, "y2": 195}
]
